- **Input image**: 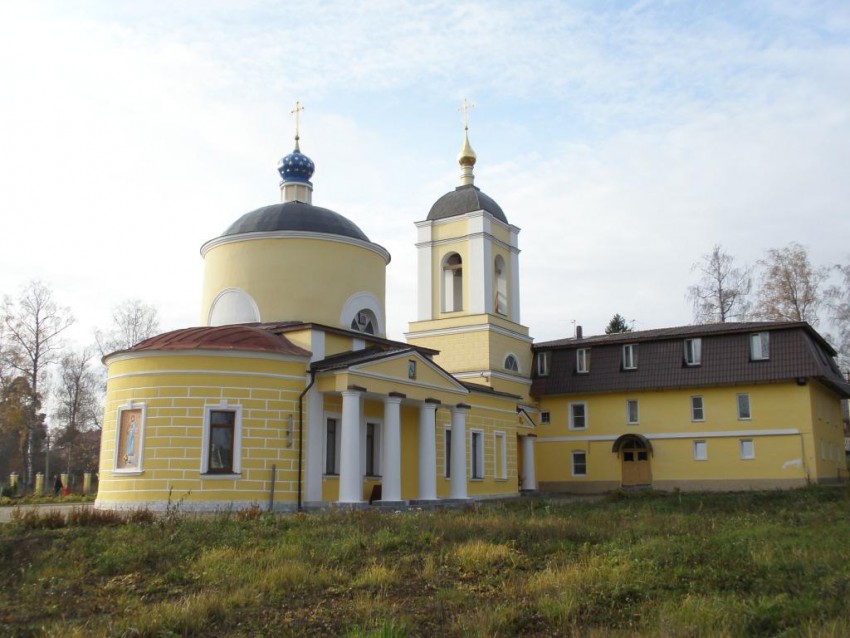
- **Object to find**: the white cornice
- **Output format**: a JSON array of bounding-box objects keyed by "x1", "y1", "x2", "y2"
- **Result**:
[
  {"x1": 537, "y1": 428, "x2": 801, "y2": 443},
  {"x1": 415, "y1": 209, "x2": 520, "y2": 234},
  {"x1": 200, "y1": 230, "x2": 391, "y2": 264},
  {"x1": 405, "y1": 323, "x2": 533, "y2": 343},
  {"x1": 415, "y1": 232, "x2": 519, "y2": 254},
  {"x1": 453, "y1": 371, "x2": 532, "y2": 386}
]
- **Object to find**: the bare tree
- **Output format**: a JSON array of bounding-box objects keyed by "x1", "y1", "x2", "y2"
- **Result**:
[
  {"x1": 687, "y1": 244, "x2": 752, "y2": 323},
  {"x1": 827, "y1": 260, "x2": 850, "y2": 367},
  {"x1": 53, "y1": 347, "x2": 102, "y2": 477},
  {"x1": 95, "y1": 298, "x2": 160, "y2": 356},
  {"x1": 1, "y1": 281, "x2": 74, "y2": 486},
  {"x1": 754, "y1": 242, "x2": 827, "y2": 325}
]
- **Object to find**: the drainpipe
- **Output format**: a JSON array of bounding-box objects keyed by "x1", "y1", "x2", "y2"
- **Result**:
[{"x1": 297, "y1": 368, "x2": 316, "y2": 512}]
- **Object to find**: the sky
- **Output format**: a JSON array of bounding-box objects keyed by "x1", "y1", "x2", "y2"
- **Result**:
[{"x1": 1, "y1": 0, "x2": 849, "y2": 351}]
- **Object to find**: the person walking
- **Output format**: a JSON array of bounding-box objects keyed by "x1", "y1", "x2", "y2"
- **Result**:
[{"x1": 53, "y1": 474, "x2": 62, "y2": 496}]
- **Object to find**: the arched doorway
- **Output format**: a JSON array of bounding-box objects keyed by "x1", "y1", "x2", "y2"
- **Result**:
[{"x1": 612, "y1": 434, "x2": 653, "y2": 487}]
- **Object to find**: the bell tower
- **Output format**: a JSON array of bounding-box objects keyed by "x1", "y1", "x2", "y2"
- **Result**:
[{"x1": 406, "y1": 101, "x2": 532, "y2": 399}]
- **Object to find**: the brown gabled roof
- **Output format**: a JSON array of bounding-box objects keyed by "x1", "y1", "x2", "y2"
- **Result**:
[
  {"x1": 311, "y1": 345, "x2": 416, "y2": 372},
  {"x1": 532, "y1": 322, "x2": 850, "y2": 398},
  {"x1": 120, "y1": 325, "x2": 311, "y2": 357},
  {"x1": 535, "y1": 321, "x2": 838, "y2": 355}
]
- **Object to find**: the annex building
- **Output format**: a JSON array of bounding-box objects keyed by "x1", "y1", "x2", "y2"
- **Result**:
[{"x1": 95, "y1": 117, "x2": 850, "y2": 511}]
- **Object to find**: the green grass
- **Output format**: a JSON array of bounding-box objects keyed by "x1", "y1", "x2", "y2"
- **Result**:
[{"x1": 1, "y1": 487, "x2": 849, "y2": 637}]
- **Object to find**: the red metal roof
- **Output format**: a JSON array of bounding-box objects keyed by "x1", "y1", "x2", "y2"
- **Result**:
[{"x1": 125, "y1": 325, "x2": 311, "y2": 357}]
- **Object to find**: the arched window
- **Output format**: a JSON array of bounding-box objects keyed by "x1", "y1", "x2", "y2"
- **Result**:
[
  {"x1": 494, "y1": 255, "x2": 507, "y2": 316},
  {"x1": 442, "y1": 253, "x2": 463, "y2": 312},
  {"x1": 350, "y1": 309, "x2": 377, "y2": 335},
  {"x1": 504, "y1": 354, "x2": 519, "y2": 373}
]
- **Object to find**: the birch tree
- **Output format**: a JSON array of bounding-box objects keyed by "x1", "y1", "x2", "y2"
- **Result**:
[
  {"x1": 687, "y1": 244, "x2": 752, "y2": 323},
  {"x1": 754, "y1": 242, "x2": 827, "y2": 325}
]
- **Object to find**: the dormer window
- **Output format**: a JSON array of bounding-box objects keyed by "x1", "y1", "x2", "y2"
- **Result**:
[
  {"x1": 576, "y1": 348, "x2": 590, "y2": 373},
  {"x1": 684, "y1": 338, "x2": 702, "y2": 366},
  {"x1": 750, "y1": 332, "x2": 769, "y2": 360},
  {"x1": 536, "y1": 352, "x2": 550, "y2": 377},
  {"x1": 622, "y1": 344, "x2": 638, "y2": 370}
]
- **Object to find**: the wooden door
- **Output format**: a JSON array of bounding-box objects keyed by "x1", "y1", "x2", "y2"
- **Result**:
[{"x1": 621, "y1": 442, "x2": 652, "y2": 487}]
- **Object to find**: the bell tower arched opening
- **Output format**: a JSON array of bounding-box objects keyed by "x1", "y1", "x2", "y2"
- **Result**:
[{"x1": 442, "y1": 252, "x2": 463, "y2": 312}]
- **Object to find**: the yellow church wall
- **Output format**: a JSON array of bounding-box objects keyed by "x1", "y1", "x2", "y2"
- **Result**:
[
  {"x1": 97, "y1": 352, "x2": 308, "y2": 511},
  {"x1": 407, "y1": 330, "x2": 491, "y2": 374},
  {"x1": 201, "y1": 237, "x2": 386, "y2": 330},
  {"x1": 535, "y1": 382, "x2": 823, "y2": 493},
  {"x1": 430, "y1": 218, "x2": 470, "y2": 242},
  {"x1": 324, "y1": 333, "x2": 356, "y2": 357}
]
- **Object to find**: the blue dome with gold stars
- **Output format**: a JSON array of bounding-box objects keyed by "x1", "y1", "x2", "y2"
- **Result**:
[{"x1": 277, "y1": 146, "x2": 315, "y2": 184}]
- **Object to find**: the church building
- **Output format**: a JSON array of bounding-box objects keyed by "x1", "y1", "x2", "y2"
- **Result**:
[{"x1": 95, "y1": 107, "x2": 849, "y2": 511}]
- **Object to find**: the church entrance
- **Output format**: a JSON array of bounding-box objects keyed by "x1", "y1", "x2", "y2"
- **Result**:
[{"x1": 612, "y1": 434, "x2": 653, "y2": 487}]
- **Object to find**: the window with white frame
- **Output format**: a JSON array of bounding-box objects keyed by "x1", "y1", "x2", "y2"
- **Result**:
[
  {"x1": 470, "y1": 430, "x2": 484, "y2": 479},
  {"x1": 504, "y1": 354, "x2": 519, "y2": 373},
  {"x1": 444, "y1": 428, "x2": 452, "y2": 478},
  {"x1": 365, "y1": 422, "x2": 381, "y2": 477},
  {"x1": 626, "y1": 399, "x2": 639, "y2": 425},
  {"x1": 693, "y1": 440, "x2": 707, "y2": 461},
  {"x1": 622, "y1": 344, "x2": 638, "y2": 370},
  {"x1": 324, "y1": 416, "x2": 341, "y2": 475},
  {"x1": 540, "y1": 411, "x2": 551, "y2": 424},
  {"x1": 691, "y1": 396, "x2": 705, "y2": 422},
  {"x1": 750, "y1": 332, "x2": 770, "y2": 360},
  {"x1": 569, "y1": 402, "x2": 587, "y2": 430},
  {"x1": 576, "y1": 348, "x2": 590, "y2": 373},
  {"x1": 684, "y1": 338, "x2": 702, "y2": 366},
  {"x1": 494, "y1": 432, "x2": 507, "y2": 479},
  {"x1": 571, "y1": 451, "x2": 587, "y2": 476},
  {"x1": 737, "y1": 394, "x2": 751, "y2": 420},
  {"x1": 537, "y1": 351, "x2": 550, "y2": 377},
  {"x1": 740, "y1": 439, "x2": 755, "y2": 459},
  {"x1": 202, "y1": 405, "x2": 242, "y2": 475}
]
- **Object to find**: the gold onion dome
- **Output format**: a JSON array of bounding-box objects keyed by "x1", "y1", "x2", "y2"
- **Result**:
[{"x1": 457, "y1": 128, "x2": 477, "y2": 167}]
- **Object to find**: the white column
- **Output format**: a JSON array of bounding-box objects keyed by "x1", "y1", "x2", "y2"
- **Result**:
[
  {"x1": 521, "y1": 435, "x2": 537, "y2": 491},
  {"x1": 382, "y1": 396, "x2": 403, "y2": 502},
  {"x1": 338, "y1": 390, "x2": 363, "y2": 503},
  {"x1": 416, "y1": 221, "x2": 433, "y2": 321},
  {"x1": 418, "y1": 401, "x2": 438, "y2": 500},
  {"x1": 305, "y1": 386, "x2": 324, "y2": 502},
  {"x1": 450, "y1": 405, "x2": 469, "y2": 499}
]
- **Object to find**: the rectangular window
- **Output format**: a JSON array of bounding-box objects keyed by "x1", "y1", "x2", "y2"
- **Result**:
[
  {"x1": 750, "y1": 332, "x2": 770, "y2": 360},
  {"x1": 737, "y1": 394, "x2": 751, "y2": 420},
  {"x1": 622, "y1": 344, "x2": 638, "y2": 370},
  {"x1": 694, "y1": 440, "x2": 707, "y2": 461},
  {"x1": 626, "y1": 399, "x2": 639, "y2": 425},
  {"x1": 365, "y1": 422, "x2": 381, "y2": 477},
  {"x1": 537, "y1": 351, "x2": 550, "y2": 377},
  {"x1": 684, "y1": 338, "x2": 702, "y2": 366},
  {"x1": 494, "y1": 432, "x2": 507, "y2": 480},
  {"x1": 576, "y1": 348, "x2": 590, "y2": 373},
  {"x1": 471, "y1": 431, "x2": 484, "y2": 479},
  {"x1": 569, "y1": 402, "x2": 587, "y2": 430},
  {"x1": 540, "y1": 411, "x2": 551, "y2": 424},
  {"x1": 691, "y1": 396, "x2": 705, "y2": 422},
  {"x1": 444, "y1": 428, "x2": 452, "y2": 478},
  {"x1": 740, "y1": 439, "x2": 755, "y2": 460},
  {"x1": 571, "y1": 451, "x2": 587, "y2": 476},
  {"x1": 202, "y1": 406, "x2": 242, "y2": 475},
  {"x1": 324, "y1": 417, "x2": 340, "y2": 475}
]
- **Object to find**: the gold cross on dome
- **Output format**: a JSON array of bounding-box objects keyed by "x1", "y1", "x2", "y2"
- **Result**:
[
  {"x1": 290, "y1": 100, "x2": 305, "y2": 142},
  {"x1": 459, "y1": 97, "x2": 475, "y2": 130}
]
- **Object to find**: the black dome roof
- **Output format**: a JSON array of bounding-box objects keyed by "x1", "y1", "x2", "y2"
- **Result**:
[
  {"x1": 223, "y1": 202, "x2": 370, "y2": 242},
  {"x1": 427, "y1": 184, "x2": 507, "y2": 224}
]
